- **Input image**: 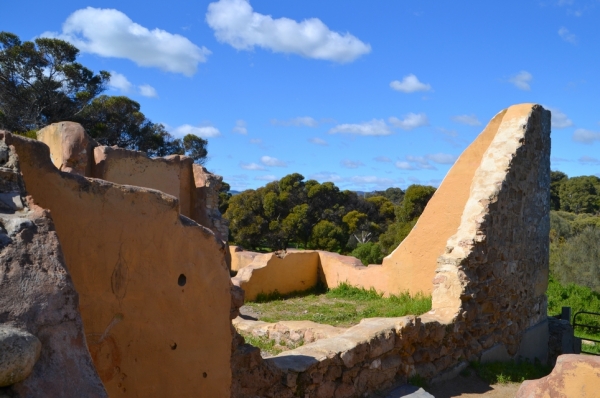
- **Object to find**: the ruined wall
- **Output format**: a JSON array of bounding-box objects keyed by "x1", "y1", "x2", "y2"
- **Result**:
[
  {"x1": 0, "y1": 138, "x2": 106, "y2": 397},
  {"x1": 229, "y1": 246, "x2": 262, "y2": 272},
  {"x1": 92, "y1": 145, "x2": 195, "y2": 218},
  {"x1": 193, "y1": 164, "x2": 229, "y2": 241},
  {"x1": 231, "y1": 104, "x2": 551, "y2": 397},
  {"x1": 233, "y1": 251, "x2": 320, "y2": 300},
  {"x1": 2, "y1": 132, "x2": 233, "y2": 397},
  {"x1": 36, "y1": 121, "x2": 96, "y2": 176}
]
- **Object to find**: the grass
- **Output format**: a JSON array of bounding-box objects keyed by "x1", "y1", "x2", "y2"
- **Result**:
[
  {"x1": 245, "y1": 282, "x2": 432, "y2": 328},
  {"x1": 239, "y1": 331, "x2": 304, "y2": 356},
  {"x1": 546, "y1": 276, "x2": 600, "y2": 355},
  {"x1": 471, "y1": 359, "x2": 552, "y2": 384}
]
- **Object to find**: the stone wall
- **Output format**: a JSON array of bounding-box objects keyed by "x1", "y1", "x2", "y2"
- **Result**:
[
  {"x1": 0, "y1": 138, "x2": 106, "y2": 397},
  {"x1": 231, "y1": 104, "x2": 551, "y2": 397},
  {"x1": 2, "y1": 132, "x2": 233, "y2": 397}
]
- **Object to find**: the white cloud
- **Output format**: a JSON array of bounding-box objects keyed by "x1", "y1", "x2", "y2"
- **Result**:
[
  {"x1": 509, "y1": 71, "x2": 533, "y2": 91},
  {"x1": 173, "y1": 124, "x2": 221, "y2": 138},
  {"x1": 558, "y1": 27, "x2": 577, "y2": 44},
  {"x1": 341, "y1": 159, "x2": 364, "y2": 169},
  {"x1": 579, "y1": 156, "x2": 600, "y2": 165},
  {"x1": 138, "y1": 84, "x2": 158, "y2": 98},
  {"x1": 426, "y1": 153, "x2": 456, "y2": 164},
  {"x1": 255, "y1": 175, "x2": 277, "y2": 181},
  {"x1": 406, "y1": 155, "x2": 436, "y2": 170},
  {"x1": 308, "y1": 137, "x2": 328, "y2": 146},
  {"x1": 329, "y1": 119, "x2": 393, "y2": 136},
  {"x1": 250, "y1": 138, "x2": 262, "y2": 144},
  {"x1": 232, "y1": 119, "x2": 248, "y2": 134},
  {"x1": 309, "y1": 172, "x2": 344, "y2": 183},
  {"x1": 206, "y1": 0, "x2": 370, "y2": 63},
  {"x1": 108, "y1": 71, "x2": 133, "y2": 92},
  {"x1": 260, "y1": 155, "x2": 287, "y2": 167},
  {"x1": 451, "y1": 114, "x2": 481, "y2": 126},
  {"x1": 573, "y1": 129, "x2": 600, "y2": 144},
  {"x1": 388, "y1": 113, "x2": 429, "y2": 130},
  {"x1": 43, "y1": 7, "x2": 210, "y2": 76},
  {"x1": 544, "y1": 106, "x2": 573, "y2": 129},
  {"x1": 350, "y1": 176, "x2": 395, "y2": 186},
  {"x1": 240, "y1": 162, "x2": 265, "y2": 170},
  {"x1": 389, "y1": 74, "x2": 432, "y2": 93},
  {"x1": 395, "y1": 161, "x2": 415, "y2": 170},
  {"x1": 408, "y1": 176, "x2": 421, "y2": 183},
  {"x1": 271, "y1": 116, "x2": 319, "y2": 127},
  {"x1": 374, "y1": 156, "x2": 391, "y2": 163}
]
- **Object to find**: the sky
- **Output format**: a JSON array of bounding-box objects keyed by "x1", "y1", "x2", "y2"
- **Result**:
[{"x1": 2, "y1": 0, "x2": 600, "y2": 191}]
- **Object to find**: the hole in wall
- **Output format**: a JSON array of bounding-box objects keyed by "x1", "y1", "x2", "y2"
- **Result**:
[
  {"x1": 170, "y1": 342, "x2": 177, "y2": 350},
  {"x1": 203, "y1": 372, "x2": 208, "y2": 378},
  {"x1": 178, "y1": 274, "x2": 186, "y2": 286}
]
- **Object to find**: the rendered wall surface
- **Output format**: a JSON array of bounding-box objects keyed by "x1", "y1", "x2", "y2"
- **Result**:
[
  {"x1": 232, "y1": 251, "x2": 320, "y2": 300},
  {"x1": 93, "y1": 146, "x2": 195, "y2": 218},
  {"x1": 2, "y1": 133, "x2": 232, "y2": 398},
  {"x1": 229, "y1": 246, "x2": 262, "y2": 272},
  {"x1": 36, "y1": 122, "x2": 96, "y2": 176}
]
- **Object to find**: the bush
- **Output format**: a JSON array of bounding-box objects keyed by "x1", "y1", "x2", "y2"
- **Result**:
[
  {"x1": 550, "y1": 227, "x2": 600, "y2": 293},
  {"x1": 351, "y1": 242, "x2": 384, "y2": 265}
]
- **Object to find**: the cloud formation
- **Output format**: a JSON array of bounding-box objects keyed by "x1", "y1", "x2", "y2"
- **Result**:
[
  {"x1": 138, "y1": 84, "x2": 158, "y2": 98},
  {"x1": 579, "y1": 156, "x2": 600, "y2": 165},
  {"x1": 173, "y1": 124, "x2": 221, "y2": 138},
  {"x1": 108, "y1": 71, "x2": 133, "y2": 92},
  {"x1": 558, "y1": 27, "x2": 577, "y2": 44},
  {"x1": 43, "y1": 7, "x2": 210, "y2": 76},
  {"x1": 260, "y1": 156, "x2": 287, "y2": 167},
  {"x1": 509, "y1": 71, "x2": 533, "y2": 91},
  {"x1": 544, "y1": 106, "x2": 574, "y2": 129},
  {"x1": 329, "y1": 119, "x2": 393, "y2": 136},
  {"x1": 255, "y1": 175, "x2": 277, "y2": 181},
  {"x1": 426, "y1": 153, "x2": 457, "y2": 164},
  {"x1": 341, "y1": 159, "x2": 364, "y2": 169},
  {"x1": 388, "y1": 113, "x2": 429, "y2": 130},
  {"x1": 374, "y1": 156, "x2": 391, "y2": 163},
  {"x1": 389, "y1": 74, "x2": 432, "y2": 93},
  {"x1": 271, "y1": 116, "x2": 319, "y2": 127},
  {"x1": 240, "y1": 162, "x2": 265, "y2": 170},
  {"x1": 451, "y1": 114, "x2": 481, "y2": 126},
  {"x1": 308, "y1": 137, "x2": 328, "y2": 146},
  {"x1": 232, "y1": 119, "x2": 248, "y2": 134},
  {"x1": 573, "y1": 128, "x2": 600, "y2": 144},
  {"x1": 206, "y1": 0, "x2": 371, "y2": 63},
  {"x1": 309, "y1": 172, "x2": 343, "y2": 183}
]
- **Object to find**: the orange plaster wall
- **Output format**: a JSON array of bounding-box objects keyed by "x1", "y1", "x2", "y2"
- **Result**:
[
  {"x1": 233, "y1": 251, "x2": 320, "y2": 300},
  {"x1": 92, "y1": 146, "x2": 195, "y2": 218},
  {"x1": 321, "y1": 109, "x2": 508, "y2": 296},
  {"x1": 4, "y1": 133, "x2": 232, "y2": 398}
]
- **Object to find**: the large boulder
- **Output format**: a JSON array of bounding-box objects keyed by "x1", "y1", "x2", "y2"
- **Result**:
[
  {"x1": 0, "y1": 326, "x2": 41, "y2": 387},
  {"x1": 0, "y1": 136, "x2": 106, "y2": 397},
  {"x1": 516, "y1": 354, "x2": 600, "y2": 397}
]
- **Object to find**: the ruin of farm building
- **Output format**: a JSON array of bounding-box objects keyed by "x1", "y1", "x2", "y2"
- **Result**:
[{"x1": 1, "y1": 104, "x2": 589, "y2": 398}]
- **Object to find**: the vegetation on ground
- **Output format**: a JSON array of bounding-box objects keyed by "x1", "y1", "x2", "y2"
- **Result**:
[
  {"x1": 470, "y1": 360, "x2": 552, "y2": 384},
  {"x1": 245, "y1": 282, "x2": 431, "y2": 328},
  {"x1": 238, "y1": 332, "x2": 304, "y2": 357},
  {"x1": 0, "y1": 31, "x2": 208, "y2": 163}
]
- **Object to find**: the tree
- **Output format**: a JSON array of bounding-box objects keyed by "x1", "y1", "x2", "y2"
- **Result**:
[
  {"x1": 218, "y1": 181, "x2": 232, "y2": 214},
  {"x1": 0, "y1": 32, "x2": 109, "y2": 132},
  {"x1": 396, "y1": 184, "x2": 437, "y2": 223},
  {"x1": 550, "y1": 171, "x2": 568, "y2": 211},
  {"x1": 224, "y1": 189, "x2": 267, "y2": 250},
  {"x1": 351, "y1": 242, "x2": 384, "y2": 266},
  {"x1": 559, "y1": 176, "x2": 600, "y2": 214},
  {"x1": 308, "y1": 220, "x2": 346, "y2": 252},
  {"x1": 182, "y1": 134, "x2": 208, "y2": 165}
]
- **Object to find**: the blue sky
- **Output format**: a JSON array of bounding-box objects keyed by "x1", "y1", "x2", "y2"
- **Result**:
[{"x1": 2, "y1": 0, "x2": 600, "y2": 191}]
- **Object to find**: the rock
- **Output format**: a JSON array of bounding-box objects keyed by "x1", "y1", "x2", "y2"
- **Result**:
[
  {"x1": 516, "y1": 354, "x2": 600, "y2": 398},
  {"x1": 0, "y1": 326, "x2": 41, "y2": 387},
  {"x1": 0, "y1": 134, "x2": 107, "y2": 397},
  {"x1": 36, "y1": 122, "x2": 97, "y2": 176}
]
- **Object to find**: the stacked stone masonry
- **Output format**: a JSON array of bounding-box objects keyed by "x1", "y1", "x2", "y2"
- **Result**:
[{"x1": 231, "y1": 104, "x2": 551, "y2": 397}]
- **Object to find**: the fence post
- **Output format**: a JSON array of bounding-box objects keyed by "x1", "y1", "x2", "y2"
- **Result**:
[{"x1": 562, "y1": 306, "x2": 572, "y2": 325}]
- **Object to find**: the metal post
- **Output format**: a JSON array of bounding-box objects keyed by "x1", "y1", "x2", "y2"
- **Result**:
[{"x1": 562, "y1": 306, "x2": 572, "y2": 324}]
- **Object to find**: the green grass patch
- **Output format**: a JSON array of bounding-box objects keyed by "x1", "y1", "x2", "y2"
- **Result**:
[
  {"x1": 239, "y1": 331, "x2": 304, "y2": 356},
  {"x1": 245, "y1": 282, "x2": 431, "y2": 327},
  {"x1": 471, "y1": 360, "x2": 552, "y2": 384}
]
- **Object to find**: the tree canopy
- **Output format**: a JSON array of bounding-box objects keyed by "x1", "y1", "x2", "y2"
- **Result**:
[{"x1": 0, "y1": 32, "x2": 208, "y2": 164}]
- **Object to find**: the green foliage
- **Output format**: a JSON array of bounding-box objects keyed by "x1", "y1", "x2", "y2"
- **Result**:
[
  {"x1": 0, "y1": 31, "x2": 109, "y2": 132},
  {"x1": 366, "y1": 187, "x2": 404, "y2": 205},
  {"x1": 378, "y1": 219, "x2": 418, "y2": 255},
  {"x1": 408, "y1": 374, "x2": 428, "y2": 389},
  {"x1": 550, "y1": 170, "x2": 568, "y2": 211},
  {"x1": 218, "y1": 181, "x2": 232, "y2": 214},
  {"x1": 396, "y1": 185, "x2": 436, "y2": 223},
  {"x1": 546, "y1": 277, "x2": 600, "y2": 333},
  {"x1": 13, "y1": 129, "x2": 37, "y2": 139},
  {"x1": 238, "y1": 332, "x2": 304, "y2": 356},
  {"x1": 559, "y1": 175, "x2": 600, "y2": 214},
  {"x1": 351, "y1": 242, "x2": 384, "y2": 265},
  {"x1": 245, "y1": 282, "x2": 431, "y2": 327},
  {"x1": 550, "y1": 227, "x2": 600, "y2": 293},
  {"x1": 471, "y1": 360, "x2": 551, "y2": 384},
  {"x1": 182, "y1": 134, "x2": 208, "y2": 164},
  {"x1": 309, "y1": 220, "x2": 346, "y2": 252}
]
